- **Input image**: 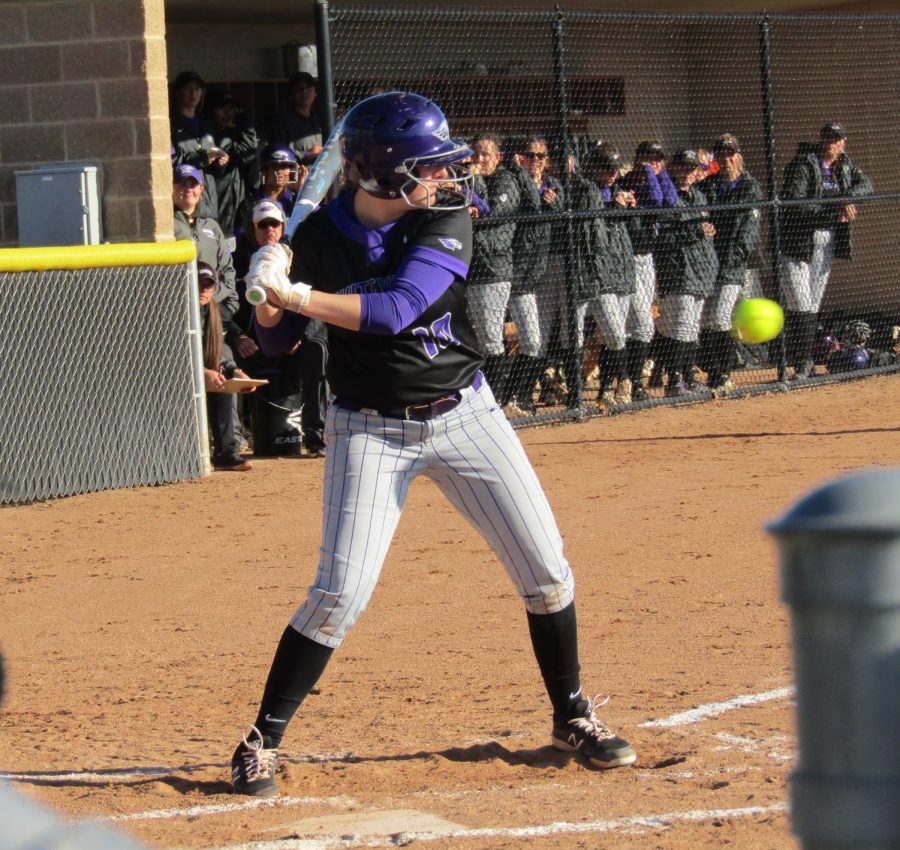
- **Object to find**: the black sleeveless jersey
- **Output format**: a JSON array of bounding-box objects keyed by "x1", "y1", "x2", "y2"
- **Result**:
[{"x1": 289, "y1": 191, "x2": 484, "y2": 409}]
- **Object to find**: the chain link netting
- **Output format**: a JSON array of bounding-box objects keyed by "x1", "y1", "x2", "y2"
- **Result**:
[
  {"x1": 0, "y1": 263, "x2": 205, "y2": 504},
  {"x1": 328, "y1": 6, "x2": 900, "y2": 424}
]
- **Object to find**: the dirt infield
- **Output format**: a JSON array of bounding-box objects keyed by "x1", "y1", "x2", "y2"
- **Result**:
[{"x1": 2, "y1": 375, "x2": 899, "y2": 850}]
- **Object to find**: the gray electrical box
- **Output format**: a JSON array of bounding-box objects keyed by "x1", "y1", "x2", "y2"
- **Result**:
[{"x1": 15, "y1": 162, "x2": 102, "y2": 247}]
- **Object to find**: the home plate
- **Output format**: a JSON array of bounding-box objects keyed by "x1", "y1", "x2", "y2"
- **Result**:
[{"x1": 267, "y1": 809, "x2": 465, "y2": 839}]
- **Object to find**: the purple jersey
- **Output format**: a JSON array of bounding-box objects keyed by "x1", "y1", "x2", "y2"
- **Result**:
[{"x1": 257, "y1": 189, "x2": 483, "y2": 410}]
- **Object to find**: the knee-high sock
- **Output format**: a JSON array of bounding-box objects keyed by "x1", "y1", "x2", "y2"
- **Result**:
[
  {"x1": 657, "y1": 335, "x2": 680, "y2": 383},
  {"x1": 784, "y1": 310, "x2": 804, "y2": 368},
  {"x1": 682, "y1": 340, "x2": 699, "y2": 383},
  {"x1": 796, "y1": 313, "x2": 818, "y2": 367},
  {"x1": 513, "y1": 354, "x2": 543, "y2": 407},
  {"x1": 254, "y1": 626, "x2": 334, "y2": 747},
  {"x1": 563, "y1": 348, "x2": 584, "y2": 408},
  {"x1": 527, "y1": 602, "x2": 582, "y2": 723},
  {"x1": 696, "y1": 329, "x2": 715, "y2": 376},
  {"x1": 626, "y1": 339, "x2": 650, "y2": 387},
  {"x1": 482, "y1": 355, "x2": 509, "y2": 403},
  {"x1": 715, "y1": 330, "x2": 736, "y2": 378}
]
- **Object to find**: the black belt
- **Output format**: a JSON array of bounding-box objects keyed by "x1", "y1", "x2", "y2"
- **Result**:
[{"x1": 338, "y1": 371, "x2": 483, "y2": 422}]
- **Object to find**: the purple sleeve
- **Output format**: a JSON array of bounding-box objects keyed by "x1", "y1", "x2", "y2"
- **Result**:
[
  {"x1": 470, "y1": 192, "x2": 492, "y2": 217},
  {"x1": 251, "y1": 310, "x2": 309, "y2": 356},
  {"x1": 637, "y1": 165, "x2": 664, "y2": 207},
  {"x1": 659, "y1": 170, "x2": 679, "y2": 206},
  {"x1": 359, "y1": 249, "x2": 459, "y2": 335}
]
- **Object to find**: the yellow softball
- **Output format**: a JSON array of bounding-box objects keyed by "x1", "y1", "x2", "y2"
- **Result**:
[{"x1": 731, "y1": 298, "x2": 785, "y2": 344}]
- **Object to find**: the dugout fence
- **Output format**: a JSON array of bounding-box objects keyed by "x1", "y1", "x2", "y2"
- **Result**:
[
  {"x1": 319, "y1": 5, "x2": 900, "y2": 424},
  {"x1": 0, "y1": 242, "x2": 208, "y2": 505}
]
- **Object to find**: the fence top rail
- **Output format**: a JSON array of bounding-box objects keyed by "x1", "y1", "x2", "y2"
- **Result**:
[
  {"x1": 0, "y1": 241, "x2": 197, "y2": 273},
  {"x1": 329, "y1": 5, "x2": 900, "y2": 26}
]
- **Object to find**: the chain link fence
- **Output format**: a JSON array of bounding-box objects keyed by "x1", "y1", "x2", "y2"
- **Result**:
[
  {"x1": 325, "y1": 6, "x2": 900, "y2": 424},
  {"x1": 0, "y1": 243, "x2": 208, "y2": 505}
]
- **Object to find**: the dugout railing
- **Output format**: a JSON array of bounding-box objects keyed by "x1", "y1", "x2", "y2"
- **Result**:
[
  {"x1": 0, "y1": 242, "x2": 209, "y2": 505},
  {"x1": 317, "y1": 5, "x2": 900, "y2": 426}
]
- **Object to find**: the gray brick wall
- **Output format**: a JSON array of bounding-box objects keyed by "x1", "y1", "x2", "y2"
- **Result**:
[{"x1": 1, "y1": 0, "x2": 171, "y2": 247}]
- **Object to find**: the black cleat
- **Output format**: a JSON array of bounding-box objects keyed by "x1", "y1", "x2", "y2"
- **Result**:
[
  {"x1": 231, "y1": 726, "x2": 279, "y2": 797},
  {"x1": 552, "y1": 695, "x2": 636, "y2": 769}
]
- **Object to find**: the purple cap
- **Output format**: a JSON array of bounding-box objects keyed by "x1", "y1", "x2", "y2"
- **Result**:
[{"x1": 174, "y1": 163, "x2": 203, "y2": 184}]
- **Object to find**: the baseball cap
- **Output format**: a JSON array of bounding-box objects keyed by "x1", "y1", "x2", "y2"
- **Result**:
[
  {"x1": 712, "y1": 133, "x2": 741, "y2": 155},
  {"x1": 585, "y1": 143, "x2": 622, "y2": 173},
  {"x1": 288, "y1": 71, "x2": 317, "y2": 89},
  {"x1": 635, "y1": 140, "x2": 666, "y2": 161},
  {"x1": 669, "y1": 149, "x2": 702, "y2": 169},
  {"x1": 197, "y1": 261, "x2": 218, "y2": 288},
  {"x1": 172, "y1": 70, "x2": 205, "y2": 91},
  {"x1": 174, "y1": 163, "x2": 203, "y2": 184},
  {"x1": 207, "y1": 89, "x2": 236, "y2": 110},
  {"x1": 252, "y1": 199, "x2": 286, "y2": 225},
  {"x1": 820, "y1": 122, "x2": 848, "y2": 141}
]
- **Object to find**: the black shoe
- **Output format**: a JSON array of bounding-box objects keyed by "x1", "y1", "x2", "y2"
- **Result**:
[
  {"x1": 231, "y1": 726, "x2": 279, "y2": 797},
  {"x1": 214, "y1": 454, "x2": 253, "y2": 472},
  {"x1": 631, "y1": 384, "x2": 650, "y2": 403},
  {"x1": 303, "y1": 438, "x2": 326, "y2": 458},
  {"x1": 552, "y1": 695, "x2": 636, "y2": 769},
  {"x1": 791, "y1": 358, "x2": 817, "y2": 380}
]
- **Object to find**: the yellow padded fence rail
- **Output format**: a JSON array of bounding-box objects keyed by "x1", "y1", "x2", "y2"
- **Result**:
[{"x1": 0, "y1": 241, "x2": 197, "y2": 273}]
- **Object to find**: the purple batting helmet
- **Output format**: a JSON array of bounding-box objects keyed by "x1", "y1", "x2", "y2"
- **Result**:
[
  {"x1": 341, "y1": 91, "x2": 473, "y2": 209},
  {"x1": 260, "y1": 144, "x2": 300, "y2": 182}
]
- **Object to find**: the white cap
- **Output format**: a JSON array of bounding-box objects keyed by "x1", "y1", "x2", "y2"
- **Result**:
[{"x1": 252, "y1": 200, "x2": 286, "y2": 225}]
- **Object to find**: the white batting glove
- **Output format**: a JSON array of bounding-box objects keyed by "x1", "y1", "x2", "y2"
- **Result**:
[
  {"x1": 246, "y1": 263, "x2": 312, "y2": 313},
  {"x1": 251, "y1": 243, "x2": 293, "y2": 276}
]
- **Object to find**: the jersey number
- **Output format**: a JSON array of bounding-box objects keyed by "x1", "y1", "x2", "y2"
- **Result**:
[{"x1": 412, "y1": 312, "x2": 460, "y2": 359}]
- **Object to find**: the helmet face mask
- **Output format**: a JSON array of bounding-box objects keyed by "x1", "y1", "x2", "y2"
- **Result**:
[
  {"x1": 260, "y1": 144, "x2": 300, "y2": 186},
  {"x1": 342, "y1": 92, "x2": 474, "y2": 210}
]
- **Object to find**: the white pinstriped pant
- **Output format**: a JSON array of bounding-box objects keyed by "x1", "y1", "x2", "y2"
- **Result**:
[
  {"x1": 626, "y1": 253, "x2": 656, "y2": 343},
  {"x1": 779, "y1": 229, "x2": 836, "y2": 313},
  {"x1": 579, "y1": 292, "x2": 631, "y2": 350},
  {"x1": 290, "y1": 379, "x2": 575, "y2": 648},
  {"x1": 466, "y1": 282, "x2": 542, "y2": 357},
  {"x1": 656, "y1": 294, "x2": 704, "y2": 341},
  {"x1": 701, "y1": 284, "x2": 743, "y2": 332}
]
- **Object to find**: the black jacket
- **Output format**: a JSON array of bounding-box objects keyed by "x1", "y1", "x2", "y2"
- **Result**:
[
  {"x1": 512, "y1": 169, "x2": 564, "y2": 292},
  {"x1": 565, "y1": 174, "x2": 602, "y2": 304},
  {"x1": 598, "y1": 185, "x2": 637, "y2": 297},
  {"x1": 619, "y1": 168, "x2": 660, "y2": 255},
  {"x1": 206, "y1": 112, "x2": 259, "y2": 239},
  {"x1": 780, "y1": 143, "x2": 873, "y2": 262},
  {"x1": 469, "y1": 168, "x2": 520, "y2": 284},
  {"x1": 654, "y1": 186, "x2": 719, "y2": 298},
  {"x1": 704, "y1": 169, "x2": 763, "y2": 286}
]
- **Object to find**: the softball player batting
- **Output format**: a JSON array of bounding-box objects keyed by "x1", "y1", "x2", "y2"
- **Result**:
[{"x1": 229, "y1": 91, "x2": 636, "y2": 797}]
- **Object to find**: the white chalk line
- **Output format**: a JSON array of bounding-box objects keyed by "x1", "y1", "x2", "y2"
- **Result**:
[
  {"x1": 0, "y1": 753, "x2": 352, "y2": 784},
  {"x1": 199, "y1": 802, "x2": 790, "y2": 850},
  {"x1": 714, "y1": 731, "x2": 794, "y2": 762},
  {"x1": 640, "y1": 686, "x2": 795, "y2": 728},
  {"x1": 100, "y1": 794, "x2": 355, "y2": 823}
]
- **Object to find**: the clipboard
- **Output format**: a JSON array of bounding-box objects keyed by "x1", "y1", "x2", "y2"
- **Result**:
[{"x1": 210, "y1": 377, "x2": 269, "y2": 393}]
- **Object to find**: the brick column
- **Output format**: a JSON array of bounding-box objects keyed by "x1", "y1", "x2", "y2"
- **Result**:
[{"x1": 0, "y1": 0, "x2": 171, "y2": 246}]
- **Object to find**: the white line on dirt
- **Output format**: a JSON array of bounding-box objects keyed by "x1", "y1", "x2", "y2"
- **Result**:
[
  {"x1": 640, "y1": 687, "x2": 795, "y2": 728},
  {"x1": 0, "y1": 767, "x2": 177, "y2": 782},
  {"x1": 102, "y1": 795, "x2": 355, "y2": 823},
  {"x1": 199, "y1": 802, "x2": 789, "y2": 850}
]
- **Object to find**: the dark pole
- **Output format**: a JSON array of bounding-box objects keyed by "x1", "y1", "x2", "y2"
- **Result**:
[
  {"x1": 315, "y1": 0, "x2": 336, "y2": 136},
  {"x1": 552, "y1": 6, "x2": 581, "y2": 414},
  {"x1": 758, "y1": 13, "x2": 788, "y2": 382}
]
